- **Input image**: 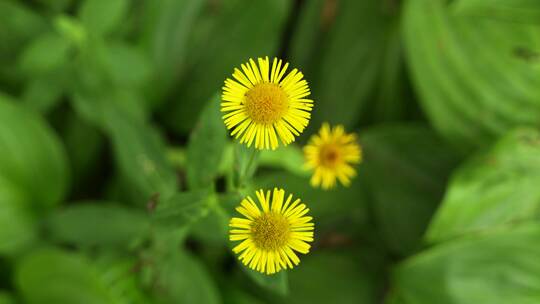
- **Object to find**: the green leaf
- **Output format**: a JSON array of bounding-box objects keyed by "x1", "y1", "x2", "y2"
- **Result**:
[
  {"x1": 150, "y1": 251, "x2": 221, "y2": 304},
  {"x1": 403, "y1": 0, "x2": 540, "y2": 151},
  {"x1": 0, "y1": 197, "x2": 36, "y2": 256},
  {"x1": 47, "y1": 202, "x2": 150, "y2": 248},
  {"x1": 16, "y1": 248, "x2": 150, "y2": 304},
  {"x1": 18, "y1": 32, "x2": 71, "y2": 76},
  {"x1": 79, "y1": 0, "x2": 129, "y2": 37},
  {"x1": 0, "y1": 95, "x2": 69, "y2": 210},
  {"x1": 139, "y1": 0, "x2": 205, "y2": 104},
  {"x1": 243, "y1": 268, "x2": 288, "y2": 297},
  {"x1": 0, "y1": 0, "x2": 47, "y2": 79},
  {"x1": 360, "y1": 124, "x2": 460, "y2": 255},
  {"x1": 393, "y1": 224, "x2": 540, "y2": 304},
  {"x1": 258, "y1": 145, "x2": 309, "y2": 177},
  {"x1": 274, "y1": 250, "x2": 385, "y2": 304},
  {"x1": 427, "y1": 128, "x2": 540, "y2": 243},
  {"x1": 106, "y1": 110, "x2": 177, "y2": 204},
  {"x1": 186, "y1": 95, "x2": 228, "y2": 190},
  {"x1": 289, "y1": 0, "x2": 412, "y2": 127},
  {"x1": 453, "y1": 0, "x2": 540, "y2": 24},
  {"x1": 151, "y1": 190, "x2": 212, "y2": 229},
  {"x1": 234, "y1": 145, "x2": 260, "y2": 188},
  {"x1": 21, "y1": 72, "x2": 67, "y2": 113},
  {"x1": 0, "y1": 291, "x2": 14, "y2": 304},
  {"x1": 162, "y1": 0, "x2": 290, "y2": 133},
  {"x1": 105, "y1": 43, "x2": 151, "y2": 87}
]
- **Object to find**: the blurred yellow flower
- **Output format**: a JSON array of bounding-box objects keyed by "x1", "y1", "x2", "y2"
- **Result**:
[
  {"x1": 229, "y1": 188, "x2": 315, "y2": 275},
  {"x1": 221, "y1": 57, "x2": 313, "y2": 150},
  {"x1": 304, "y1": 123, "x2": 362, "y2": 189}
]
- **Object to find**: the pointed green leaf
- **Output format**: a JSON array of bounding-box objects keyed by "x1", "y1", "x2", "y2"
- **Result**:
[
  {"x1": 186, "y1": 95, "x2": 228, "y2": 190},
  {"x1": 47, "y1": 202, "x2": 150, "y2": 248}
]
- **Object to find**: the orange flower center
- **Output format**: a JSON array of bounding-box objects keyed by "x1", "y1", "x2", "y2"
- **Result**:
[{"x1": 320, "y1": 144, "x2": 342, "y2": 168}]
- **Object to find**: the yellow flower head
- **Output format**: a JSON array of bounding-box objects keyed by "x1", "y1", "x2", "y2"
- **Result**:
[
  {"x1": 221, "y1": 57, "x2": 313, "y2": 150},
  {"x1": 304, "y1": 123, "x2": 362, "y2": 189},
  {"x1": 229, "y1": 188, "x2": 315, "y2": 275}
]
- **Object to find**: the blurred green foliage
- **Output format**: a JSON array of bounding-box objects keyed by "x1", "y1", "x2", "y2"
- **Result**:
[{"x1": 0, "y1": 0, "x2": 540, "y2": 303}]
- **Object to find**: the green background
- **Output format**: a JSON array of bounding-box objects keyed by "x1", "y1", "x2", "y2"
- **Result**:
[{"x1": 1, "y1": 0, "x2": 540, "y2": 303}]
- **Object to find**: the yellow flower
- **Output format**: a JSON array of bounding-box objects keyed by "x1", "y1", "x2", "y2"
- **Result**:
[
  {"x1": 304, "y1": 123, "x2": 362, "y2": 189},
  {"x1": 221, "y1": 57, "x2": 313, "y2": 150},
  {"x1": 229, "y1": 188, "x2": 315, "y2": 275}
]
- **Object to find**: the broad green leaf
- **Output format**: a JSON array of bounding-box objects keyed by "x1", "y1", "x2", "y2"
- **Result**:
[
  {"x1": 0, "y1": 95, "x2": 69, "y2": 210},
  {"x1": 139, "y1": 0, "x2": 205, "y2": 105},
  {"x1": 289, "y1": 0, "x2": 413, "y2": 128},
  {"x1": 79, "y1": 0, "x2": 129, "y2": 36},
  {"x1": 258, "y1": 145, "x2": 309, "y2": 177},
  {"x1": 427, "y1": 128, "x2": 540, "y2": 242},
  {"x1": 393, "y1": 224, "x2": 540, "y2": 304},
  {"x1": 360, "y1": 124, "x2": 460, "y2": 255},
  {"x1": 47, "y1": 202, "x2": 150, "y2": 248},
  {"x1": 151, "y1": 190, "x2": 212, "y2": 229},
  {"x1": 18, "y1": 32, "x2": 71, "y2": 75},
  {"x1": 150, "y1": 251, "x2": 220, "y2": 304},
  {"x1": 106, "y1": 110, "x2": 177, "y2": 204},
  {"x1": 403, "y1": 0, "x2": 540, "y2": 151},
  {"x1": 16, "y1": 248, "x2": 150, "y2": 304},
  {"x1": 186, "y1": 95, "x2": 228, "y2": 190},
  {"x1": 162, "y1": 0, "x2": 290, "y2": 133},
  {"x1": 453, "y1": 0, "x2": 540, "y2": 24}
]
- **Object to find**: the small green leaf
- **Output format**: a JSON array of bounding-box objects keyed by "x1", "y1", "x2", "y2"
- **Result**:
[
  {"x1": 151, "y1": 190, "x2": 212, "y2": 228},
  {"x1": 427, "y1": 128, "x2": 540, "y2": 242},
  {"x1": 16, "y1": 248, "x2": 150, "y2": 304},
  {"x1": 242, "y1": 268, "x2": 288, "y2": 296},
  {"x1": 79, "y1": 0, "x2": 129, "y2": 37},
  {"x1": 234, "y1": 144, "x2": 260, "y2": 188},
  {"x1": 394, "y1": 224, "x2": 540, "y2": 304},
  {"x1": 105, "y1": 43, "x2": 151, "y2": 87},
  {"x1": 0, "y1": 95, "x2": 69, "y2": 210},
  {"x1": 106, "y1": 110, "x2": 177, "y2": 204},
  {"x1": 18, "y1": 32, "x2": 71, "y2": 75},
  {"x1": 0, "y1": 197, "x2": 36, "y2": 256},
  {"x1": 186, "y1": 95, "x2": 228, "y2": 190},
  {"x1": 47, "y1": 202, "x2": 150, "y2": 248},
  {"x1": 150, "y1": 250, "x2": 221, "y2": 304},
  {"x1": 259, "y1": 145, "x2": 309, "y2": 177}
]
